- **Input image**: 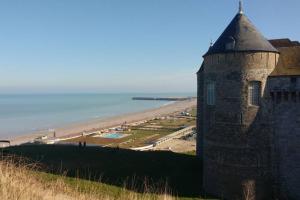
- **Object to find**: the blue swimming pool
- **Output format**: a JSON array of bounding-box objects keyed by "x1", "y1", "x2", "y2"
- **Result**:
[{"x1": 101, "y1": 133, "x2": 124, "y2": 139}]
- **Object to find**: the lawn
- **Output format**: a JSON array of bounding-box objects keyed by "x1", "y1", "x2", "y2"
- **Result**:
[{"x1": 61, "y1": 114, "x2": 196, "y2": 149}]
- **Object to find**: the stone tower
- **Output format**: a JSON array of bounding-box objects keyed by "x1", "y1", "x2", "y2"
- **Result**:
[{"x1": 196, "y1": 3, "x2": 279, "y2": 200}]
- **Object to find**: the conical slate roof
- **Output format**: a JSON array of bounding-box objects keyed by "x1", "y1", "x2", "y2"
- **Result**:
[{"x1": 204, "y1": 13, "x2": 279, "y2": 56}]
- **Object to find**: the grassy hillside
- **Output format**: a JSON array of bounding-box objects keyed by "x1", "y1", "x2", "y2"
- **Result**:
[
  {"x1": 0, "y1": 158, "x2": 178, "y2": 200},
  {"x1": 1, "y1": 145, "x2": 216, "y2": 200}
]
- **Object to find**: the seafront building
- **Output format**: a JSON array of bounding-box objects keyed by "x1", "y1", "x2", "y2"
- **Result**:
[{"x1": 196, "y1": 2, "x2": 300, "y2": 200}]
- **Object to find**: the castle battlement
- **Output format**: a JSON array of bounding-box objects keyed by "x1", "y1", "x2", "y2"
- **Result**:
[{"x1": 268, "y1": 76, "x2": 300, "y2": 103}]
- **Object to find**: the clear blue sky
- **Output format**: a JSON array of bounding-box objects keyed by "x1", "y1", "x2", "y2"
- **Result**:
[{"x1": 0, "y1": 0, "x2": 299, "y2": 93}]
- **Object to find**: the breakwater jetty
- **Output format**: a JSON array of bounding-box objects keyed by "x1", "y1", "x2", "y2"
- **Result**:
[{"x1": 132, "y1": 97, "x2": 195, "y2": 101}]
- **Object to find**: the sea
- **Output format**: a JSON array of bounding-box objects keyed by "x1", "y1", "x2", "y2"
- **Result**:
[{"x1": 0, "y1": 93, "x2": 194, "y2": 138}]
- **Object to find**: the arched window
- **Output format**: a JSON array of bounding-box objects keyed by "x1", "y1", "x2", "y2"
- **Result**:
[
  {"x1": 207, "y1": 82, "x2": 215, "y2": 105},
  {"x1": 248, "y1": 81, "x2": 261, "y2": 106}
]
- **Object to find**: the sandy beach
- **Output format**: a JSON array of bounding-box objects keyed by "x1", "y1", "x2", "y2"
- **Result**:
[{"x1": 9, "y1": 99, "x2": 196, "y2": 145}]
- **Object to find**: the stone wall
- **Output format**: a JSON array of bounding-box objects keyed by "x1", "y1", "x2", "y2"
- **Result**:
[
  {"x1": 266, "y1": 76, "x2": 300, "y2": 199},
  {"x1": 199, "y1": 51, "x2": 279, "y2": 200},
  {"x1": 196, "y1": 65, "x2": 204, "y2": 158}
]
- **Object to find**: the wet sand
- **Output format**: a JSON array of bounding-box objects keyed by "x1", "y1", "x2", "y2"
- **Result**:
[{"x1": 9, "y1": 99, "x2": 196, "y2": 145}]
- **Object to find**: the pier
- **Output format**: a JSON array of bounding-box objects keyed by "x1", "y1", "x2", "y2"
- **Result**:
[{"x1": 132, "y1": 97, "x2": 195, "y2": 101}]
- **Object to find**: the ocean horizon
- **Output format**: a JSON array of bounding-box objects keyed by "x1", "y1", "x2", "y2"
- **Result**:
[{"x1": 0, "y1": 93, "x2": 195, "y2": 138}]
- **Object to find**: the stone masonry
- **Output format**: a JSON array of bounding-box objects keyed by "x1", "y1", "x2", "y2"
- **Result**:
[{"x1": 196, "y1": 4, "x2": 300, "y2": 200}]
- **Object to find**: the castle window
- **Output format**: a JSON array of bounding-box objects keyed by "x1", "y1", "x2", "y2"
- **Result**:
[
  {"x1": 207, "y1": 82, "x2": 215, "y2": 105},
  {"x1": 248, "y1": 81, "x2": 261, "y2": 106}
]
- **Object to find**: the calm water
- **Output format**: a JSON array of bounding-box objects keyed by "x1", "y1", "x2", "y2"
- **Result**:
[{"x1": 0, "y1": 93, "x2": 194, "y2": 138}]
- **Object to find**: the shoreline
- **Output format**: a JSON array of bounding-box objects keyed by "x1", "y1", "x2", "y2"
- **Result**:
[{"x1": 9, "y1": 99, "x2": 196, "y2": 146}]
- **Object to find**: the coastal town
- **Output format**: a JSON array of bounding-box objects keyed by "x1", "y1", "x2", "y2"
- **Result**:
[{"x1": 24, "y1": 99, "x2": 197, "y2": 153}]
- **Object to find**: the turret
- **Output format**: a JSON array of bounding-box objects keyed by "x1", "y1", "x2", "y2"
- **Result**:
[{"x1": 197, "y1": 2, "x2": 279, "y2": 199}]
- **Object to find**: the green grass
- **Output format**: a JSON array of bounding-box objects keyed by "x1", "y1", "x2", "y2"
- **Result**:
[
  {"x1": 120, "y1": 129, "x2": 174, "y2": 148},
  {"x1": 1, "y1": 145, "x2": 215, "y2": 199},
  {"x1": 36, "y1": 171, "x2": 130, "y2": 198},
  {"x1": 150, "y1": 118, "x2": 195, "y2": 129},
  {"x1": 182, "y1": 151, "x2": 197, "y2": 156},
  {"x1": 119, "y1": 116, "x2": 196, "y2": 148},
  {"x1": 64, "y1": 116, "x2": 196, "y2": 148}
]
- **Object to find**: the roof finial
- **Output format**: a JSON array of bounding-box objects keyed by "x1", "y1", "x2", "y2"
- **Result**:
[
  {"x1": 239, "y1": 0, "x2": 244, "y2": 14},
  {"x1": 210, "y1": 39, "x2": 213, "y2": 47}
]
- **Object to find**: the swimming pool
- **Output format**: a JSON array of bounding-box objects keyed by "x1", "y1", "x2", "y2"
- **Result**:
[{"x1": 101, "y1": 133, "x2": 124, "y2": 139}]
